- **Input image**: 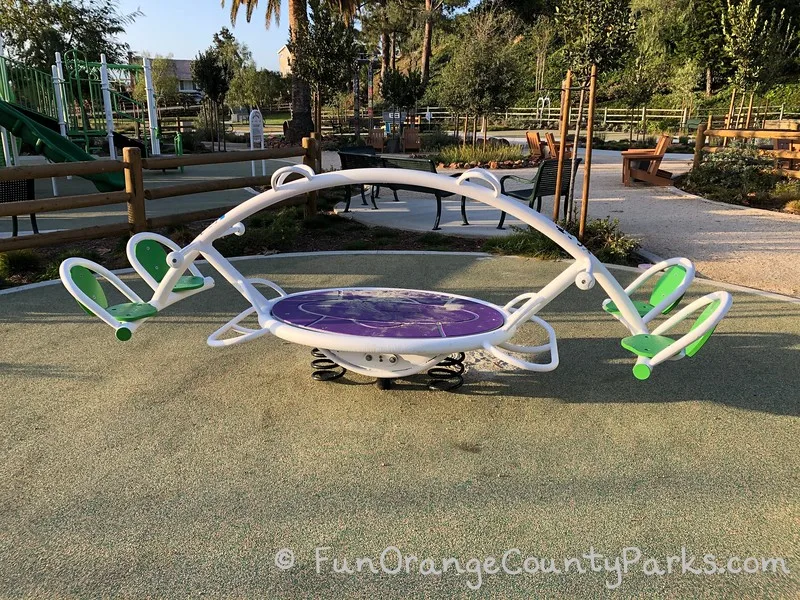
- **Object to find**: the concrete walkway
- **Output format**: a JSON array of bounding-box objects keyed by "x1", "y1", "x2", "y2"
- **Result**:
[
  {"x1": 330, "y1": 150, "x2": 800, "y2": 297},
  {"x1": 0, "y1": 253, "x2": 797, "y2": 598}
]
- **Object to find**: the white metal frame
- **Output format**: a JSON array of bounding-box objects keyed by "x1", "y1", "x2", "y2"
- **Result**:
[
  {"x1": 60, "y1": 166, "x2": 732, "y2": 380},
  {"x1": 602, "y1": 257, "x2": 696, "y2": 327}
]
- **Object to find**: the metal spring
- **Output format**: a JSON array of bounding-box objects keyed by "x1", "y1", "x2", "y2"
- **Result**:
[
  {"x1": 310, "y1": 348, "x2": 346, "y2": 382},
  {"x1": 427, "y1": 353, "x2": 466, "y2": 391}
]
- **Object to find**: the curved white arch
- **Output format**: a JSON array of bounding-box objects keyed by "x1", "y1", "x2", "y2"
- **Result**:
[{"x1": 150, "y1": 166, "x2": 649, "y2": 338}]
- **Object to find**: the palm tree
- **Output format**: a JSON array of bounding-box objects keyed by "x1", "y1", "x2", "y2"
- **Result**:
[{"x1": 223, "y1": 0, "x2": 357, "y2": 143}]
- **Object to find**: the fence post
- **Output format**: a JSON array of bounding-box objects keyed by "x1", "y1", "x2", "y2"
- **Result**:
[
  {"x1": 123, "y1": 146, "x2": 146, "y2": 233},
  {"x1": 779, "y1": 103, "x2": 785, "y2": 120},
  {"x1": 302, "y1": 136, "x2": 318, "y2": 219},
  {"x1": 693, "y1": 123, "x2": 707, "y2": 171}
]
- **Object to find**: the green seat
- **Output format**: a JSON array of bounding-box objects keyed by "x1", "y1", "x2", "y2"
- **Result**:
[
  {"x1": 135, "y1": 239, "x2": 204, "y2": 291},
  {"x1": 604, "y1": 265, "x2": 686, "y2": 318},
  {"x1": 621, "y1": 334, "x2": 675, "y2": 358},
  {"x1": 70, "y1": 265, "x2": 156, "y2": 323},
  {"x1": 621, "y1": 299, "x2": 722, "y2": 379},
  {"x1": 107, "y1": 302, "x2": 158, "y2": 322}
]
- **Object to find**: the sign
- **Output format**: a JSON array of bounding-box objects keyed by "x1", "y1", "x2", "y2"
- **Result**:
[
  {"x1": 382, "y1": 111, "x2": 407, "y2": 123},
  {"x1": 249, "y1": 109, "x2": 264, "y2": 146},
  {"x1": 249, "y1": 109, "x2": 266, "y2": 177}
]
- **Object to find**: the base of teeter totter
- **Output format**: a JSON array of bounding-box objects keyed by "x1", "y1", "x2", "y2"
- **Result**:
[{"x1": 310, "y1": 348, "x2": 347, "y2": 381}]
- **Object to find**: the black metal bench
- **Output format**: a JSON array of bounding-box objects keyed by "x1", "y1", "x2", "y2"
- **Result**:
[
  {"x1": 0, "y1": 178, "x2": 38, "y2": 237},
  {"x1": 376, "y1": 157, "x2": 466, "y2": 230},
  {"x1": 338, "y1": 149, "x2": 381, "y2": 211},
  {"x1": 497, "y1": 158, "x2": 582, "y2": 228}
]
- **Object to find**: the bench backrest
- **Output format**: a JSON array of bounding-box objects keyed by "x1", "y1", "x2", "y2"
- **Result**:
[
  {"x1": 526, "y1": 131, "x2": 546, "y2": 158},
  {"x1": 339, "y1": 151, "x2": 382, "y2": 170},
  {"x1": 532, "y1": 158, "x2": 583, "y2": 197},
  {"x1": 0, "y1": 179, "x2": 35, "y2": 204},
  {"x1": 544, "y1": 133, "x2": 559, "y2": 156},
  {"x1": 380, "y1": 156, "x2": 437, "y2": 173},
  {"x1": 645, "y1": 134, "x2": 671, "y2": 174},
  {"x1": 367, "y1": 129, "x2": 385, "y2": 151},
  {"x1": 403, "y1": 128, "x2": 421, "y2": 151}
]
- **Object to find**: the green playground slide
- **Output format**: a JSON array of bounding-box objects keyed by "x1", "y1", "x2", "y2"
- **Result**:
[{"x1": 0, "y1": 99, "x2": 124, "y2": 192}]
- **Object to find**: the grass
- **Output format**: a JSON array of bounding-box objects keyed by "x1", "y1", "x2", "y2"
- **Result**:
[
  {"x1": 483, "y1": 218, "x2": 641, "y2": 264},
  {"x1": 431, "y1": 145, "x2": 525, "y2": 165}
]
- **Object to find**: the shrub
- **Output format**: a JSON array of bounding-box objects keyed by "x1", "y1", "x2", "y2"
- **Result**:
[
  {"x1": 0, "y1": 250, "x2": 42, "y2": 279},
  {"x1": 683, "y1": 144, "x2": 780, "y2": 204},
  {"x1": 430, "y1": 144, "x2": 524, "y2": 165},
  {"x1": 421, "y1": 129, "x2": 459, "y2": 151},
  {"x1": 483, "y1": 218, "x2": 640, "y2": 264},
  {"x1": 784, "y1": 199, "x2": 800, "y2": 214},
  {"x1": 771, "y1": 179, "x2": 800, "y2": 203}
]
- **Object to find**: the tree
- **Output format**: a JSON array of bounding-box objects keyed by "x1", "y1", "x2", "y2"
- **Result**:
[
  {"x1": 192, "y1": 49, "x2": 235, "y2": 151},
  {"x1": 723, "y1": 0, "x2": 797, "y2": 92},
  {"x1": 288, "y1": 0, "x2": 358, "y2": 134},
  {"x1": 228, "y1": 67, "x2": 287, "y2": 110},
  {"x1": 420, "y1": 0, "x2": 469, "y2": 86},
  {"x1": 0, "y1": 0, "x2": 140, "y2": 72},
  {"x1": 212, "y1": 26, "x2": 253, "y2": 74},
  {"x1": 555, "y1": 0, "x2": 635, "y2": 80},
  {"x1": 434, "y1": 8, "x2": 521, "y2": 144},
  {"x1": 133, "y1": 55, "x2": 180, "y2": 112},
  {"x1": 222, "y1": 0, "x2": 358, "y2": 143},
  {"x1": 680, "y1": 0, "x2": 726, "y2": 95}
]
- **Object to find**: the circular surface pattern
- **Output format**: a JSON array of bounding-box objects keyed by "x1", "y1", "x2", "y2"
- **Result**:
[{"x1": 271, "y1": 288, "x2": 506, "y2": 338}]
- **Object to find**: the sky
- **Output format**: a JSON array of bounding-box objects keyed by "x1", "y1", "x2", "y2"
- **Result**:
[{"x1": 117, "y1": 0, "x2": 290, "y2": 71}]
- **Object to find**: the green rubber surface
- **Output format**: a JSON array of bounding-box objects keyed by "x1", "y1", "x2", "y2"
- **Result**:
[
  {"x1": 621, "y1": 333, "x2": 676, "y2": 358},
  {"x1": 106, "y1": 302, "x2": 157, "y2": 322},
  {"x1": 173, "y1": 276, "x2": 205, "y2": 291},
  {"x1": 0, "y1": 100, "x2": 124, "y2": 192},
  {"x1": 1, "y1": 256, "x2": 795, "y2": 599}
]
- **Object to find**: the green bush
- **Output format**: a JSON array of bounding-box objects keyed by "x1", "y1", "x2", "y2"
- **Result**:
[
  {"x1": 683, "y1": 144, "x2": 780, "y2": 204},
  {"x1": 420, "y1": 129, "x2": 459, "y2": 151},
  {"x1": 784, "y1": 199, "x2": 800, "y2": 214},
  {"x1": 771, "y1": 179, "x2": 800, "y2": 203},
  {"x1": 431, "y1": 144, "x2": 524, "y2": 165},
  {"x1": 483, "y1": 218, "x2": 640, "y2": 264},
  {"x1": 0, "y1": 250, "x2": 42, "y2": 279},
  {"x1": 217, "y1": 207, "x2": 300, "y2": 256}
]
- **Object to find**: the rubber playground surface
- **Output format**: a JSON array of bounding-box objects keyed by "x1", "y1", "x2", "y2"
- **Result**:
[{"x1": 0, "y1": 253, "x2": 797, "y2": 598}]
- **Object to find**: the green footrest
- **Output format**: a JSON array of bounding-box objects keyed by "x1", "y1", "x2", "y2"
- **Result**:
[
  {"x1": 173, "y1": 275, "x2": 205, "y2": 292},
  {"x1": 107, "y1": 302, "x2": 158, "y2": 322},
  {"x1": 620, "y1": 334, "x2": 675, "y2": 358},
  {"x1": 604, "y1": 299, "x2": 654, "y2": 317}
]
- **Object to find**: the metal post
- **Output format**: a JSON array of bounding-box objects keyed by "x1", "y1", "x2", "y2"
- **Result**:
[
  {"x1": 100, "y1": 55, "x2": 117, "y2": 160},
  {"x1": 367, "y1": 58, "x2": 375, "y2": 132},
  {"x1": 779, "y1": 103, "x2": 785, "y2": 120},
  {"x1": 353, "y1": 62, "x2": 360, "y2": 138},
  {"x1": 143, "y1": 58, "x2": 161, "y2": 156}
]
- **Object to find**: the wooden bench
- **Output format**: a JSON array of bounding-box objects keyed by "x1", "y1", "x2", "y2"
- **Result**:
[
  {"x1": 401, "y1": 127, "x2": 421, "y2": 152},
  {"x1": 498, "y1": 158, "x2": 582, "y2": 228},
  {"x1": 545, "y1": 132, "x2": 573, "y2": 159},
  {"x1": 0, "y1": 178, "x2": 38, "y2": 237},
  {"x1": 526, "y1": 131, "x2": 548, "y2": 159},
  {"x1": 366, "y1": 129, "x2": 385, "y2": 152},
  {"x1": 622, "y1": 134, "x2": 672, "y2": 186},
  {"x1": 377, "y1": 157, "x2": 466, "y2": 230},
  {"x1": 338, "y1": 149, "x2": 381, "y2": 211}
]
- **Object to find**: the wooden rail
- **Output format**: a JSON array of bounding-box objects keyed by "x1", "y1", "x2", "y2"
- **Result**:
[
  {"x1": 0, "y1": 140, "x2": 318, "y2": 253},
  {"x1": 693, "y1": 124, "x2": 800, "y2": 177}
]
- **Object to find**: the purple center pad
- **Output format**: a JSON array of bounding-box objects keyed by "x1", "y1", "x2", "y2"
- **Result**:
[{"x1": 271, "y1": 288, "x2": 506, "y2": 338}]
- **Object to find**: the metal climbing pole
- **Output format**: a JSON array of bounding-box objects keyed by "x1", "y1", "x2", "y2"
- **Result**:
[
  {"x1": 143, "y1": 58, "x2": 160, "y2": 156},
  {"x1": 100, "y1": 55, "x2": 116, "y2": 160}
]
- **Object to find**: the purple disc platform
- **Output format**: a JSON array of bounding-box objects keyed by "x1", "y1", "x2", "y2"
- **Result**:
[{"x1": 271, "y1": 288, "x2": 505, "y2": 339}]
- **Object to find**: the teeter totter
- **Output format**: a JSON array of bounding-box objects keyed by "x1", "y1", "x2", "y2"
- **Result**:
[{"x1": 59, "y1": 166, "x2": 732, "y2": 390}]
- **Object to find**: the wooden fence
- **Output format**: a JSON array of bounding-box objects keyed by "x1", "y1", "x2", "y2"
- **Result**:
[
  {"x1": 0, "y1": 138, "x2": 320, "y2": 253},
  {"x1": 692, "y1": 123, "x2": 800, "y2": 178}
]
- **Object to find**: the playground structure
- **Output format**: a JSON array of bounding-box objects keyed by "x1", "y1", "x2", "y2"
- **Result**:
[
  {"x1": 0, "y1": 35, "x2": 178, "y2": 193},
  {"x1": 58, "y1": 165, "x2": 732, "y2": 388}
]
